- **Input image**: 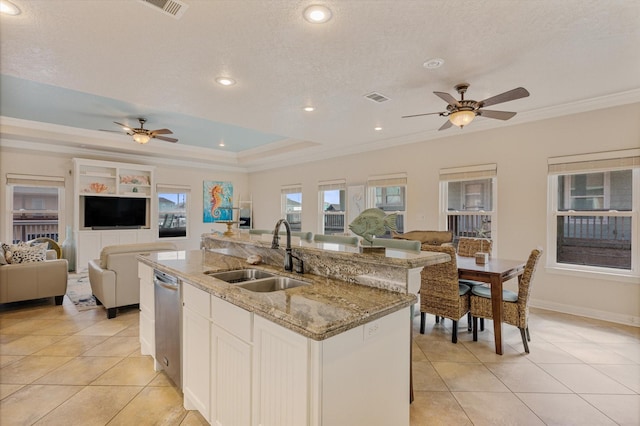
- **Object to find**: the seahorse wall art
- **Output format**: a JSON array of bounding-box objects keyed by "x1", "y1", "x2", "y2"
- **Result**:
[{"x1": 203, "y1": 181, "x2": 233, "y2": 223}]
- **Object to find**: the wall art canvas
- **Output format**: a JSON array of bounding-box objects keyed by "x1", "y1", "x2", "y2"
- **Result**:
[{"x1": 203, "y1": 181, "x2": 233, "y2": 223}]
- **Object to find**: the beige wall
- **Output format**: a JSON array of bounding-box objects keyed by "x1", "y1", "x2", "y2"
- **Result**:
[{"x1": 248, "y1": 103, "x2": 640, "y2": 325}]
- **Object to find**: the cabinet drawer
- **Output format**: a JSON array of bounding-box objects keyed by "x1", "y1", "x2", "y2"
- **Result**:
[
  {"x1": 183, "y1": 283, "x2": 211, "y2": 318},
  {"x1": 211, "y1": 296, "x2": 252, "y2": 342}
]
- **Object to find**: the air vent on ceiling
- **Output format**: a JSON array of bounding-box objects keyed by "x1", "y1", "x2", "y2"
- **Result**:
[
  {"x1": 138, "y1": 0, "x2": 189, "y2": 19},
  {"x1": 364, "y1": 92, "x2": 390, "y2": 103}
]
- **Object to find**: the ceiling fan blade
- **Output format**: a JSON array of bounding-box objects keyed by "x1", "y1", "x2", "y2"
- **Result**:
[
  {"x1": 434, "y1": 91, "x2": 461, "y2": 108},
  {"x1": 401, "y1": 111, "x2": 444, "y2": 119},
  {"x1": 150, "y1": 128, "x2": 173, "y2": 136},
  {"x1": 99, "y1": 129, "x2": 125, "y2": 133},
  {"x1": 153, "y1": 135, "x2": 178, "y2": 143},
  {"x1": 113, "y1": 121, "x2": 133, "y2": 131},
  {"x1": 478, "y1": 110, "x2": 517, "y2": 120},
  {"x1": 479, "y1": 87, "x2": 529, "y2": 107},
  {"x1": 438, "y1": 120, "x2": 453, "y2": 131}
]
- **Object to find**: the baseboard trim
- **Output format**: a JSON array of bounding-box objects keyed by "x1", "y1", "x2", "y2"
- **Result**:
[{"x1": 530, "y1": 298, "x2": 640, "y2": 327}]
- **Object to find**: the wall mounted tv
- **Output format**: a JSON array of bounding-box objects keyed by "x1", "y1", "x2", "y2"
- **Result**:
[{"x1": 83, "y1": 196, "x2": 148, "y2": 229}]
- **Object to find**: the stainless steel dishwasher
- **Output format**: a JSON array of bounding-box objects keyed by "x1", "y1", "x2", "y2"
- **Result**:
[{"x1": 154, "y1": 269, "x2": 182, "y2": 389}]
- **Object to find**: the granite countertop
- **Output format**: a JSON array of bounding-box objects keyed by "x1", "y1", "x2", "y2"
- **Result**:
[{"x1": 139, "y1": 250, "x2": 417, "y2": 341}]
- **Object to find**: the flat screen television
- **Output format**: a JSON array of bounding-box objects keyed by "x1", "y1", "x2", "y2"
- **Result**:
[{"x1": 83, "y1": 196, "x2": 147, "y2": 229}]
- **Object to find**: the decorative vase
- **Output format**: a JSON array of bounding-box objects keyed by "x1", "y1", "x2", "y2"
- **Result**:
[{"x1": 61, "y1": 225, "x2": 76, "y2": 272}]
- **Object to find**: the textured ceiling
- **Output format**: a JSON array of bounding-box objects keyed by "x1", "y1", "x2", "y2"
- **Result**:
[{"x1": 1, "y1": 0, "x2": 639, "y2": 171}]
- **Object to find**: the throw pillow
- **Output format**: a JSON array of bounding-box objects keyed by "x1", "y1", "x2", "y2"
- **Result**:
[
  {"x1": 10, "y1": 243, "x2": 47, "y2": 264},
  {"x1": 0, "y1": 242, "x2": 7, "y2": 265}
]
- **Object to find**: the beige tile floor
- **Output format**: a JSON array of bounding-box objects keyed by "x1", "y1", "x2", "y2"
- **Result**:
[{"x1": 1, "y1": 297, "x2": 638, "y2": 425}]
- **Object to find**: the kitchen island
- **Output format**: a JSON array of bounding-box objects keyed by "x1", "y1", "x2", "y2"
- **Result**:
[{"x1": 138, "y1": 235, "x2": 448, "y2": 426}]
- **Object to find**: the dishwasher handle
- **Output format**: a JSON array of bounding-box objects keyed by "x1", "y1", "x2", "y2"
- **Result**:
[
  {"x1": 154, "y1": 270, "x2": 179, "y2": 289},
  {"x1": 156, "y1": 281, "x2": 179, "y2": 291}
]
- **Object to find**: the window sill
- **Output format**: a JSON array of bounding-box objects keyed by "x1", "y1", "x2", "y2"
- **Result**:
[{"x1": 545, "y1": 265, "x2": 640, "y2": 284}]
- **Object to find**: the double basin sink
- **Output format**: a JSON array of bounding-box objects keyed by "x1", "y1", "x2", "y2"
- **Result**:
[{"x1": 204, "y1": 269, "x2": 309, "y2": 293}]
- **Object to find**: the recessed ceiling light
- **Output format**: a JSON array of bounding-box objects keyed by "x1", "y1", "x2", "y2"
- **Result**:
[
  {"x1": 303, "y1": 106, "x2": 315, "y2": 112},
  {"x1": 303, "y1": 5, "x2": 332, "y2": 23},
  {"x1": 218, "y1": 141, "x2": 225, "y2": 147},
  {"x1": 423, "y1": 58, "x2": 444, "y2": 69},
  {"x1": 374, "y1": 126, "x2": 382, "y2": 131},
  {"x1": 215, "y1": 77, "x2": 236, "y2": 86},
  {"x1": 0, "y1": 0, "x2": 21, "y2": 15}
]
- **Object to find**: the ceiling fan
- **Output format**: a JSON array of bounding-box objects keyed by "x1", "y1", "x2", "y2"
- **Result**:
[
  {"x1": 106, "y1": 118, "x2": 178, "y2": 144},
  {"x1": 402, "y1": 83, "x2": 530, "y2": 131}
]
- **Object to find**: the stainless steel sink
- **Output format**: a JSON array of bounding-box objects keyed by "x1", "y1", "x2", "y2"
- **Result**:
[
  {"x1": 205, "y1": 269, "x2": 275, "y2": 283},
  {"x1": 237, "y1": 276, "x2": 310, "y2": 292}
]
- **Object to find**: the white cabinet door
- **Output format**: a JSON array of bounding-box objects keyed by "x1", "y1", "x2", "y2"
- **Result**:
[
  {"x1": 252, "y1": 316, "x2": 308, "y2": 426},
  {"x1": 183, "y1": 307, "x2": 211, "y2": 419},
  {"x1": 138, "y1": 262, "x2": 155, "y2": 357},
  {"x1": 182, "y1": 284, "x2": 211, "y2": 420},
  {"x1": 211, "y1": 324, "x2": 251, "y2": 426}
]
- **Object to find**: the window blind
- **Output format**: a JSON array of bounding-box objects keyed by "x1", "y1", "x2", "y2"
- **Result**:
[
  {"x1": 548, "y1": 149, "x2": 640, "y2": 174},
  {"x1": 281, "y1": 184, "x2": 302, "y2": 195},
  {"x1": 6, "y1": 173, "x2": 65, "y2": 187},
  {"x1": 157, "y1": 184, "x2": 191, "y2": 192},
  {"x1": 367, "y1": 173, "x2": 407, "y2": 187},
  {"x1": 439, "y1": 164, "x2": 497, "y2": 181},
  {"x1": 318, "y1": 179, "x2": 346, "y2": 191}
]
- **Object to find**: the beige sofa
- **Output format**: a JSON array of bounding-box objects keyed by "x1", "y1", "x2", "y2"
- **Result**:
[
  {"x1": 89, "y1": 242, "x2": 177, "y2": 318},
  {"x1": 0, "y1": 250, "x2": 69, "y2": 305}
]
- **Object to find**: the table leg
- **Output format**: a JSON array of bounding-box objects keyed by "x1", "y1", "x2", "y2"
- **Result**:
[{"x1": 490, "y1": 275, "x2": 504, "y2": 355}]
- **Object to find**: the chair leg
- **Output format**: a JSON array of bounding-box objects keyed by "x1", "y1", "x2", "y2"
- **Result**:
[
  {"x1": 525, "y1": 326, "x2": 531, "y2": 341},
  {"x1": 519, "y1": 328, "x2": 529, "y2": 353},
  {"x1": 54, "y1": 295, "x2": 64, "y2": 305},
  {"x1": 107, "y1": 307, "x2": 117, "y2": 319},
  {"x1": 435, "y1": 315, "x2": 440, "y2": 324},
  {"x1": 467, "y1": 312, "x2": 472, "y2": 332},
  {"x1": 420, "y1": 312, "x2": 425, "y2": 334},
  {"x1": 452, "y1": 320, "x2": 458, "y2": 343},
  {"x1": 480, "y1": 318, "x2": 485, "y2": 331},
  {"x1": 472, "y1": 316, "x2": 478, "y2": 341}
]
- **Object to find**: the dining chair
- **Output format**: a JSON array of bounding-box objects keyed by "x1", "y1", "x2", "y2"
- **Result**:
[
  {"x1": 313, "y1": 234, "x2": 359, "y2": 246},
  {"x1": 456, "y1": 237, "x2": 493, "y2": 330},
  {"x1": 371, "y1": 237, "x2": 421, "y2": 253},
  {"x1": 470, "y1": 248, "x2": 543, "y2": 353},
  {"x1": 457, "y1": 237, "x2": 493, "y2": 257},
  {"x1": 419, "y1": 245, "x2": 471, "y2": 343}
]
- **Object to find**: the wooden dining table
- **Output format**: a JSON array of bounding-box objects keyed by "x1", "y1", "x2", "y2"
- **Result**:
[{"x1": 457, "y1": 255, "x2": 526, "y2": 355}]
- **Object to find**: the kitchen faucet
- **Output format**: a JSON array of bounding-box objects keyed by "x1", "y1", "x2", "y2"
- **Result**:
[{"x1": 271, "y1": 219, "x2": 303, "y2": 273}]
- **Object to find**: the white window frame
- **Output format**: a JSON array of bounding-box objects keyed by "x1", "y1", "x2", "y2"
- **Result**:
[
  {"x1": 318, "y1": 179, "x2": 346, "y2": 235},
  {"x1": 6, "y1": 173, "x2": 66, "y2": 243},
  {"x1": 157, "y1": 184, "x2": 190, "y2": 240},
  {"x1": 366, "y1": 173, "x2": 407, "y2": 236},
  {"x1": 281, "y1": 184, "x2": 302, "y2": 231},
  {"x1": 547, "y1": 150, "x2": 639, "y2": 280},
  {"x1": 439, "y1": 164, "x2": 497, "y2": 254}
]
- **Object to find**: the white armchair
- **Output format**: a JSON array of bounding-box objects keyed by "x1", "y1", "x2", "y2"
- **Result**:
[{"x1": 88, "y1": 242, "x2": 176, "y2": 318}]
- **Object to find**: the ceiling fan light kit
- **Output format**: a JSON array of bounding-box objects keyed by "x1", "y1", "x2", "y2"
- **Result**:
[
  {"x1": 449, "y1": 110, "x2": 475, "y2": 128},
  {"x1": 133, "y1": 133, "x2": 151, "y2": 144}
]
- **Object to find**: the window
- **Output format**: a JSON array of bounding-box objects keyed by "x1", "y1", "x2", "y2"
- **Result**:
[
  {"x1": 367, "y1": 174, "x2": 407, "y2": 236},
  {"x1": 548, "y1": 150, "x2": 638, "y2": 276},
  {"x1": 319, "y1": 180, "x2": 346, "y2": 235},
  {"x1": 439, "y1": 164, "x2": 497, "y2": 248},
  {"x1": 7, "y1": 174, "x2": 65, "y2": 243},
  {"x1": 281, "y1": 185, "x2": 302, "y2": 231},
  {"x1": 158, "y1": 184, "x2": 190, "y2": 239}
]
